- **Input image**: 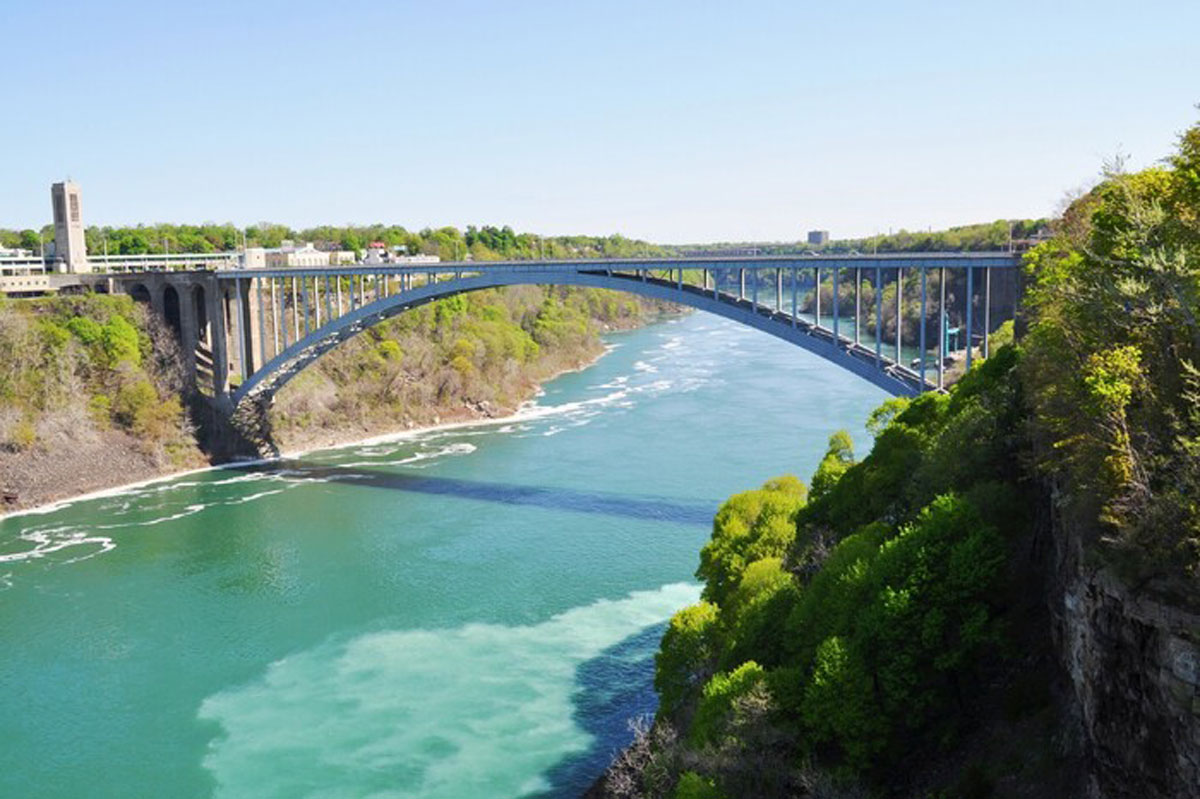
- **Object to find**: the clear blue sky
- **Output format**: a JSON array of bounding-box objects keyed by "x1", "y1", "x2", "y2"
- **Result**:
[{"x1": 4, "y1": 0, "x2": 1198, "y2": 242}]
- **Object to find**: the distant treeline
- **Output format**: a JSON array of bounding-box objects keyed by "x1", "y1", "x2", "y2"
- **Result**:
[
  {"x1": 675, "y1": 218, "x2": 1051, "y2": 256},
  {"x1": 0, "y1": 223, "x2": 673, "y2": 262},
  {"x1": 2, "y1": 219, "x2": 1050, "y2": 262}
]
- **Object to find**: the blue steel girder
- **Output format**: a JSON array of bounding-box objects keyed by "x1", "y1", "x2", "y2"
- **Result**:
[{"x1": 221, "y1": 252, "x2": 1019, "y2": 413}]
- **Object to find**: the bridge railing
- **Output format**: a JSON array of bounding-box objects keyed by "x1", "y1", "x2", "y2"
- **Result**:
[
  {"x1": 112, "y1": 253, "x2": 1019, "y2": 401},
  {"x1": 203, "y1": 254, "x2": 1018, "y2": 400}
]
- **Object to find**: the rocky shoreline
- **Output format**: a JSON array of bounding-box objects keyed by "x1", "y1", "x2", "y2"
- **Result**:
[{"x1": 0, "y1": 321, "x2": 637, "y2": 518}]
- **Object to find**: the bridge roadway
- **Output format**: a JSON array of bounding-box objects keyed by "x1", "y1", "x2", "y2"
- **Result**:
[{"x1": 110, "y1": 252, "x2": 1021, "y2": 422}]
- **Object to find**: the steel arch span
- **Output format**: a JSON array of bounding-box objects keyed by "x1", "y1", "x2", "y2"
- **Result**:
[
  {"x1": 232, "y1": 269, "x2": 917, "y2": 413},
  {"x1": 109, "y1": 252, "x2": 1019, "y2": 417}
]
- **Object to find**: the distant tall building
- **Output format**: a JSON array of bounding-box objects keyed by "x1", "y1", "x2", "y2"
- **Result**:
[
  {"x1": 51, "y1": 180, "x2": 89, "y2": 273},
  {"x1": 806, "y1": 230, "x2": 829, "y2": 246}
]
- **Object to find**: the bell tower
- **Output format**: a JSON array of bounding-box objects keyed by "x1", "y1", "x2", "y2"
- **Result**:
[{"x1": 50, "y1": 180, "x2": 89, "y2": 273}]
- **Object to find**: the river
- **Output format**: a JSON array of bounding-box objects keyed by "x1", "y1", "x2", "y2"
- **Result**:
[{"x1": 0, "y1": 312, "x2": 887, "y2": 798}]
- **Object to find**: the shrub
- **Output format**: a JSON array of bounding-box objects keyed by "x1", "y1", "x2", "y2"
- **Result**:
[
  {"x1": 88, "y1": 394, "x2": 112, "y2": 429},
  {"x1": 101, "y1": 315, "x2": 141, "y2": 367},
  {"x1": 67, "y1": 316, "x2": 104, "y2": 348},
  {"x1": 698, "y1": 475, "x2": 806, "y2": 605},
  {"x1": 8, "y1": 418, "x2": 37, "y2": 452},
  {"x1": 656, "y1": 602, "x2": 721, "y2": 717},
  {"x1": 690, "y1": 661, "x2": 767, "y2": 746},
  {"x1": 673, "y1": 771, "x2": 723, "y2": 799},
  {"x1": 809, "y1": 431, "x2": 855, "y2": 501}
]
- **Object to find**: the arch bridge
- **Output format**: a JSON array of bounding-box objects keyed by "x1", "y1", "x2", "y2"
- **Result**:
[{"x1": 112, "y1": 253, "x2": 1020, "y2": 426}]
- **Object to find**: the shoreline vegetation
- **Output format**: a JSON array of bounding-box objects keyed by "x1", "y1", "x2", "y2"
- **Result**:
[
  {"x1": 0, "y1": 283, "x2": 677, "y2": 515},
  {"x1": 0, "y1": 346, "x2": 615, "y2": 522},
  {"x1": 589, "y1": 119, "x2": 1200, "y2": 799}
]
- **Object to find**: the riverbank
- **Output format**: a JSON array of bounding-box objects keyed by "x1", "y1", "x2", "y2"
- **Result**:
[
  {"x1": 0, "y1": 318, "x2": 647, "y2": 519},
  {"x1": 271, "y1": 335, "x2": 615, "y2": 457},
  {"x1": 0, "y1": 287, "x2": 675, "y2": 515}
]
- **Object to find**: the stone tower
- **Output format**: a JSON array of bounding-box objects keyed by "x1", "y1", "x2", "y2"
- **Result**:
[{"x1": 50, "y1": 180, "x2": 89, "y2": 273}]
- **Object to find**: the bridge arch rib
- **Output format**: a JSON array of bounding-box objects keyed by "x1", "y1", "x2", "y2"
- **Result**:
[{"x1": 229, "y1": 270, "x2": 922, "y2": 413}]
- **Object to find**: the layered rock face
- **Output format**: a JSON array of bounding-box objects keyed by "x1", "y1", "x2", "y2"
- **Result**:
[{"x1": 1052, "y1": 514, "x2": 1200, "y2": 799}]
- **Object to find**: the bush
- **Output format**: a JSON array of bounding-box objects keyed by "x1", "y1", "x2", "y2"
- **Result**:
[
  {"x1": 656, "y1": 602, "x2": 721, "y2": 717},
  {"x1": 690, "y1": 661, "x2": 767, "y2": 746},
  {"x1": 101, "y1": 314, "x2": 142, "y2": 367},
  {"x1": 88, "y1": 394, "x2": 112, "y2": 429},
  {"x1": 113, "y1": 380, "x2": 158, "y2": 430},
  {"x1": 8, "y1": 418, "x2": 36, "y2": 452},
  {"x1": 673, "y1": 771, "x2": 723, "y2": 799},
  {"x1": 698, "y1": 475, "x2": 806, "y2": 606}
]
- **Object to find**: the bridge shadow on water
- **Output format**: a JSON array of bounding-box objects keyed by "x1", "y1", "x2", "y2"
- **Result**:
[
  {"x1": 531, "y1": 623, "x2": 666, "y2": 798},
  {"x1": 232, "y1": 461, "x2": 716, "y2": 526}
]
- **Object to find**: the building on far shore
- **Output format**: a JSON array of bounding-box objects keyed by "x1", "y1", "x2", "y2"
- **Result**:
[
  {"x1": 264, "y1": 242, "x2": 330, "y2": 268},
  {"x1": 240, "y1": 247, "x2": 266, "y2": 269},
  {"x1": 806, "y1": 230, "x2": 829, "y2": 246}
]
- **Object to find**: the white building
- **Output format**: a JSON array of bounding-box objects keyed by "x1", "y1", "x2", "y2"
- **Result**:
[
  {"x1": 264, "y1": 242, "x2": 330, "y2": 268},
  {"x1": 240, "y1": 247, "x2": 266, "y2": 269}
]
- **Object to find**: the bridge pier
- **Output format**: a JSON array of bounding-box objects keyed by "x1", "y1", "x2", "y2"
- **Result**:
[
  {"x1": 207, "y1": 282, "x2": 231, "y2": 395},
  {"x1": 177, "y1": 283, "x2": 199, "y2": 384}
]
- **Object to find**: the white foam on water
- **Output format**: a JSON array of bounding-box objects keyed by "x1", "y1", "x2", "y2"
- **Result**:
[
  {"x1": 660, "y1": 336, "x2": 684, "y2": 351},
  {"x1": 221, "y1": 489, "x2": 290, "y2": 506},
  {"x1": 94, "y1": 503, "x2": 208, "y2": 529},
  {"x1": 334, "y1": 442, "x2": 480, "y2": 471},
  {"x1": 592, "y1": 374, "x2": 630, "y2": 390},
  {"x1": 0, "y1": 525, "x2": 116, "y2": 565},
  {"x1": 198, "y1": 582, "x2": 701, "y2": 799},
  {"x1": 632, "y1": 360, "x2": 657, "y2": 373}
]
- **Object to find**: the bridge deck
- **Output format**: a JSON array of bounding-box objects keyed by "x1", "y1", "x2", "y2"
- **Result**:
[{"x1": 109, "y1": 252, "x2": 1022, "y2": 419}]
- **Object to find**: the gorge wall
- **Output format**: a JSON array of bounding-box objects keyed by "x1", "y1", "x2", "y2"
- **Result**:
[{"x1": 1051, "y1": 504, "x2": 1200, "y2": 799}]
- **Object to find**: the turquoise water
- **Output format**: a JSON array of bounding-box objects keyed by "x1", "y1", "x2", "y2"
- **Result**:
[{"x1": 0, "y1": 313, "x2": 887, "y2": 798}]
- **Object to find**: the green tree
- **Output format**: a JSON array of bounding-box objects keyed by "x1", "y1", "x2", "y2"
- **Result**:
[{"x1": 656, "y1": 602, "x2": 721, "y2": 717}]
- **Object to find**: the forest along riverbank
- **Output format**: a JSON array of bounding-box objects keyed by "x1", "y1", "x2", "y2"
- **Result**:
[
  {"x1": 0, "y1": 285, "x2": 672, "y2": 513},
  {"x1": 0, "y1": 313, "x2": 888, "y2": 799}
]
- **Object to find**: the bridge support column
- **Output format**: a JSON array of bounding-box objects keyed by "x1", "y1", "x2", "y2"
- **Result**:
[
  {"x1": 302, "y1": 277, "x2": 311, "y2": 336},
  {"x1": 875, "y1": 266, "x2": 882, "y2": 365},
  {"x1": 832, "y1": 267, "x2": 840, "y2": 345},
  {"x1": 938, "y1": 267, "x2": 946, "y2": 390},
  {"x1": 177, "y1": 281, "x2": 199, "y2": 387},
  {"x1": 775, "y1": 269, "x2": 782, "y2": 312},
  {"x1": 232, "y1": 278, "x2": 260, "y2": 381},
  {"x1": 966, "y1": 266, "x2": 974, "y2": 370},
  {"x1": 292, "y1": 278, "x2": 301, "y2": 342},
  {"x1": 791, "y1": 267, "x2": 797, "y2": 327},
  {"x1": 896, "y1": 267, "x2": 903, "y2": 365},
  {"x1": 815, "y1": 266, "x2": 821, "y2": 326},
  {"x1": 247, "y1": 277, "x2": 264, "y2": 375},
  {"x1": 983, "y1": 267, "x2": 991, "y2": 359},
  {"x1": 854, "y1": 268, "x2": 861, "y2": 345},
  {"x1": 207, "y1": 283, "x2": 230, "y2": 395},
  {"x1": 270, "y1": 278, "x2": 280, "y2": 359},
  {"x1": 920, "y1": 269, "x2": 928, "y2": 387}
]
